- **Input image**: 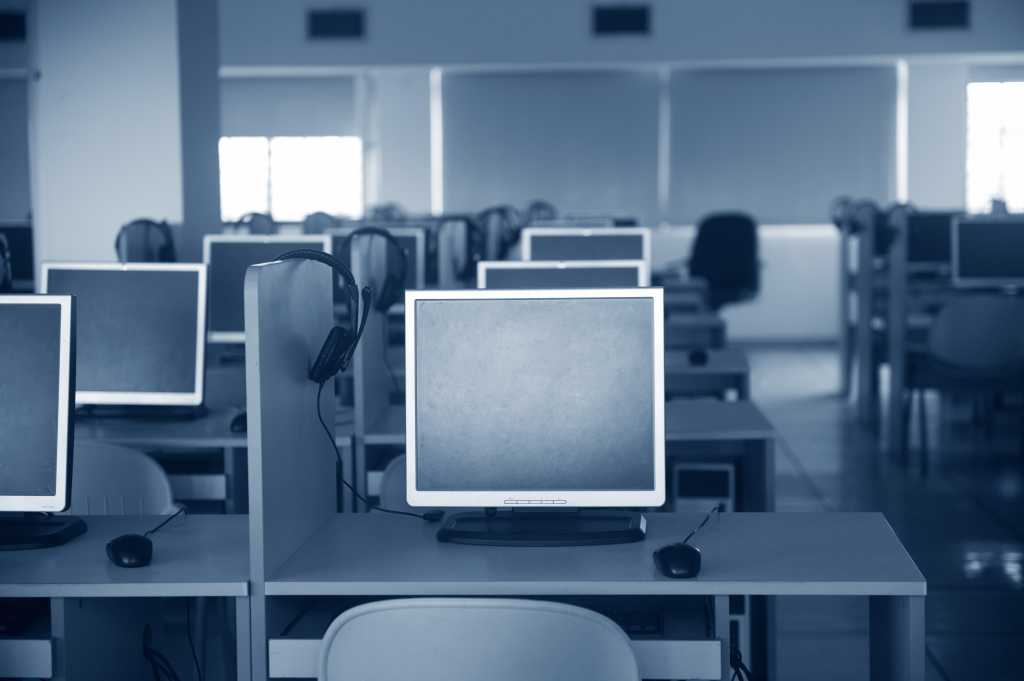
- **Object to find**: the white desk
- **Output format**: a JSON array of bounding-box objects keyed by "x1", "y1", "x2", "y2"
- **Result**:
[
  {"x1": 263, "y1": 512, "x2": 925, "y2": 681},
  {"x1": 0, "y1": 515, "x2": 250, "y2": 681}
]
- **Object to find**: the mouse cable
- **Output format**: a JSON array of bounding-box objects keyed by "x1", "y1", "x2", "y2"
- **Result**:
[
  {"x1": 729, "y1": 644, "x2": 754, "y2": 681},
  {"x1": 315, "y1": 381, "x2": 442, "y2": 523},
  {"x1": 144, "y1": 505, "x2": 187, "y2": 538},
  {"x1": 681, "y1": 502, "x2": 725, "y2": 546}
]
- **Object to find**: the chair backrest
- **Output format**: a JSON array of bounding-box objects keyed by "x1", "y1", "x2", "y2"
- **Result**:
[
  {"x1": 67, "y1": 442, "x2": 177, "y2": 515},
  {"x1": 319, "y1": 598, "x2": 640, "y2": 681},
  {"x1": 689, "y1": 212, "x2": 759, "y2": 309},
  {"x1": 928, "y1": 296, "x2": 1024, "y2": 373},
  {"x1": 378, "y1": 455, "x2": 412, "y2": 512}
]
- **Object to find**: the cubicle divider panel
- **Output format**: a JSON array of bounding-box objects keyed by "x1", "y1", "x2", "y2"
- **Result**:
[
  {"x1": 244, "y1": 259, "x2": 339, "y2": 678},
  {"x1": 351, "y1": 239, "x2": 396, "y2": 509},
  {"x1": 855, "y1": 203, "x2": 879, "y2": 425},
  {"x1": 245, "y1": 259, "x2": 338, "y2": 579},
  {"x1": 887, "y1": 212, "x2": 910, "y2": 461}
]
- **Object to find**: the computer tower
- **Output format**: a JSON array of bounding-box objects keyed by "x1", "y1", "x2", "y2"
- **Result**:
[{"x1": 667, "y1": 461, "x2": 735, "y2": 513}]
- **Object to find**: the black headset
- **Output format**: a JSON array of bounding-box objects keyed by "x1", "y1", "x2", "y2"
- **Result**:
[
  {"x1": 440, "y1": 215, "x2": 486, "y2": 283},
  {"x1": 114, "y1": 219, "x2": 177, "y2": 263},
  {"x1": 236, "y1": 212, "x2": 276, "y2": 235},
  {"x1": 0, "y1": 234, "x2": 12, "y2": 293},
  {"x1": 337, "y1": 227, "x2": 409, "y2": 313},
  {"x1": 275, "y1": 249, "x2": 373, "y2": 384},
  {"x1": 479, "y1": 205, "x2": 524, "y2": 261}
]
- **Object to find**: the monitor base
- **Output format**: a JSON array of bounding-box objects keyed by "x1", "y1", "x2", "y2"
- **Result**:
[
  {"x1": 436, "y1": 510, "x2": 646, "y2": 546},
  {"x1": 76, "y1": 404, "x2": 209, "y2": 421},
  {"x1": 0, "y1": 515, "x2": 87, "y2": 551}
]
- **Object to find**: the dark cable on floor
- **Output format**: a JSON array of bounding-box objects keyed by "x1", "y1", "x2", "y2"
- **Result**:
[
  {"x1": 315, "y1": 381, "x2": 442, "y2": 522},
  {"x1": 185, "y1": 600, "x2": 204, "y2": 681},
  {"x1": 143, "y1": 624, "x2": 183, "y2": 681}
]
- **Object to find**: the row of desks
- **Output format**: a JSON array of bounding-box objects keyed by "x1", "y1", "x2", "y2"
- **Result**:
[{"x1": 0, "y1": 512, "x2": 925, "y2": 681}]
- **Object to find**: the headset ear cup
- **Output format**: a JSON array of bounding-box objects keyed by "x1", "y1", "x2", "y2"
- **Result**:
[{"x1": 309, "y1": 326, "x2": 354, "y2": 384}]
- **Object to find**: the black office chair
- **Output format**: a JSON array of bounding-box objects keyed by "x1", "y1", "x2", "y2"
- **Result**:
[{"x1": 689, "y1": 212, "x2": 760, "y2": 312}]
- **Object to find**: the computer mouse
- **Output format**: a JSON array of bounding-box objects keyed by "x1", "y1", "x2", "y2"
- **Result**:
[
  {"x1": 688, "y1": 349, "x2": 709, "y2": 367},
  {"x1": 654, "y1": 542, "x2": 702, "y2": 579},
  {"x1": 230, "y1": 411, "x2": 247, "y2": 433},
  {"x1": 106, "y1": 533, "x2": 153, "y2": 568}
]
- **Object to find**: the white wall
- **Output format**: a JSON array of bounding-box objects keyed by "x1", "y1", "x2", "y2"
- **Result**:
[
  {"x1": 0, "y1": 77, "x2": 30, "y2": 222},
  {"x1": 907, "y1": 62, "x2": 969, "y2": 209},
  {"x1": 29, "y1": 0, "x2": 184, "y2": 269},
  {"x1": 654, "y1": 225, "x2": 839, "y2": 342},
  {"x1": 671, "y1": 67, "x2": 898, "y2": 223},
  {"x1": 218, "y1": 0, "x2": 1024, "y2": 69},
  {"x1": 369, "y1": 69, "x2": 431, "y2": 215}
]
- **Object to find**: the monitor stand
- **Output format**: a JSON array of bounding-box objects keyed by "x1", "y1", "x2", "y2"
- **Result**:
[
  {"x1": 76, "y1": 404, "x2": 209, "y2": 421},
  {"x1": 436, "y1": 510, "x2": 646, "y2": 546},
  {"x1": 0, "y1": 514, "x2": 87, "y2": 551}
]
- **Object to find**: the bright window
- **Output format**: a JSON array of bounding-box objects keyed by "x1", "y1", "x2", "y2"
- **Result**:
[
  {"x1": 218, "y1": 135, "x2": 363, "y2": 222},
  {"x1": 966, "y1": 82, "x2": 1024, "y2": 214}
]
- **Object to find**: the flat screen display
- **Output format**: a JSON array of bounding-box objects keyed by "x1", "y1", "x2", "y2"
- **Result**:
[
  {"x1": 480, "y1": 263, "x2": 644, "y2": 289},
  {"x1": 412, "y1": 296, "x2": 656, "y2": 492},
  {"x1": 206, "y1": 237, "x2": 329, "y2": 338},
  {"x1": 43, "y1": 265, "x2": 204, "y2": 403},
  {"x1": 954, "y1": 217, "x2": 1024, "y2": 286}
]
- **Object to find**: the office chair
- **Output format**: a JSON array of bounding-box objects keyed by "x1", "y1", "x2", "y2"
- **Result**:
[
  {"x1": 689, "y1": 212, "x2": 760, "y2": 311},
  {"x1": 318, "y1": 598, "x2": 640, "y2": 681},
  {"x1": 67, "y1": 442, "x2": 177, "y2": 515},
  {"x1": 378, "y1": 455, "x2": 444, "y2": 516},
  {"x1": 908, "y1": 296, "x2": 1024, "y2": 474}
]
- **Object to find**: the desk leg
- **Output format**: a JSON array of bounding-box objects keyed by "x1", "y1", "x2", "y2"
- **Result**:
[
  {"x1": 739, "y1": 374, "x2": 751, "y2": 401},
  {"x1": 234, "y1": 597, "x2": 252, "y2": 681},
  {"x1": 714, "y1": 595, "x2": 730, "y2": 681},
  {"x1": 870, "y1": 595, "x2": 924, "y2": 681},
  {"x1": 225, "y1": 447, "x2": 248, "y2": 514}
]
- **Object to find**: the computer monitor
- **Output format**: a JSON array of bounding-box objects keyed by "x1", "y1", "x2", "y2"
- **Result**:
[
  {"x1": 405, "y1": 288, "x2": 665, "y2": 512},
  {"x1": 0, "y1": 223, "x2": 34, "y2": 290},
  {"x1": 204, "y1": 234, "x2": 331, "y2": 342},
  {"x1": 952, "y1": 215, "x2": 1024, "y2": 289},
  {"x1": 521, "y1": 227, "x2": 652, "y2": 265},
  {"x1": 328, "y1": 226, "x2": 426, "y2": 292},
  {"x1": 0, "y1": 295, "x2": 74, "y2": 512},
  {"x1": 907, "y1": 211, "x2": 959, "y2": 270},
  {"x1": 41, "y1": 263, "x2": 206, "y2": 406},
  {"x1": 477, "y1": 260, "x2": 650, "y2": 289}
]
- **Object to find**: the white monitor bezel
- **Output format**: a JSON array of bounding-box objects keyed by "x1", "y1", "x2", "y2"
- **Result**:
[
  {"x1": 951, "y1": 215, "x2": 1024, "y2": 289},
  {"x1": 404, "y1": 287, "x2": 665, "y2": 509},
  {"x1": 326, "y1": 225, "x2": 427, "y2": 290},
  {"x1": 520, "y1": 226, "x2": 652, "y2": 266},
  {"x1": 477, "y1": 259, "x2": 650, "y2": 289},
  {"x1": 203, "y1": 233, "x2": 332, "y2": 343},
  {"x1": 0, "y1": 295, "x2": 73, "y2": 512},
  {"x1": 40, "y1": 262, "x2": 207, "y2": 407}
]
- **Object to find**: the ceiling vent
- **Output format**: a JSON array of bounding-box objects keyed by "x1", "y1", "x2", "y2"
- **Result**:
[
  {"x1": 0, "y1": 11, "x2": 26, "y2": 41},
  {"x1": 592, "y1": 5, "x2": 650, "y2": 36},
  {"x1": 909, "y1": 1, "x2": 970, "y2": 30},
  {"x1": 307, "y1": 8, "x2": 365, "y2": 40}
]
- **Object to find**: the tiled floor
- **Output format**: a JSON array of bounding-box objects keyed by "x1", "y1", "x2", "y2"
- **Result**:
[{"x1": 746, "y1": 344, "x2": 1024, "y2": 681}]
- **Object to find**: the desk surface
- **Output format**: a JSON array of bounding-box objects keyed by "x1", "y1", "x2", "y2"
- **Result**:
[
  {"x1": 0, "y1": 515, "x2": 249, "y2": 598},
  {"x1": 265, "y1": 512, "x2": 925, "y2": 597},
  {"x1": 367, "y1": 399, "x2": 773, "y2": 445}
]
